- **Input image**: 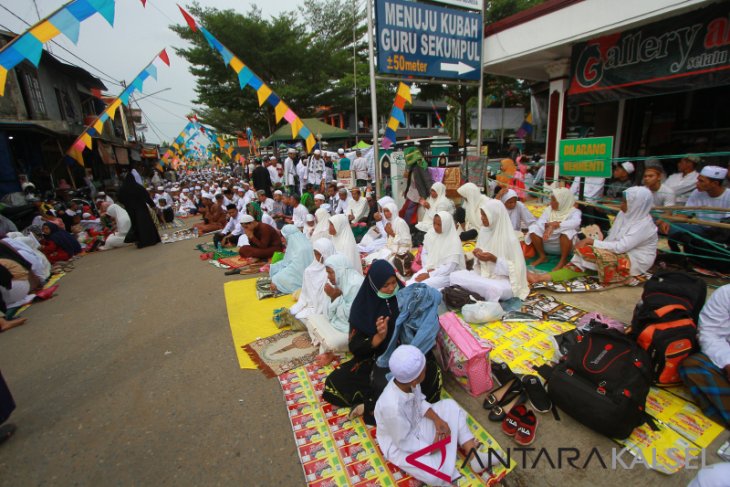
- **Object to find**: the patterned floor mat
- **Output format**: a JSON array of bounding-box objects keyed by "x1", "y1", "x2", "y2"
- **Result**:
[
  {"x1": 279, "y1": 361, "x2": 515, "y2": 486},
  {"x1": 530, "y1": 273, "x2": 651, "y2": 293}
]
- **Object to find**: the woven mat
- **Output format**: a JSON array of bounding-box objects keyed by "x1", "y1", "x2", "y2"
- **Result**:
[
  {"x1": 467, "y1": 297, "x2": 724, "y2": 474},
  {"x1": 531, "y1": 273, "x2": 652, "y2": 293},
  {"x1": 279, "y1": 361, "x2": 515, "y2": 486},
  {"x1": 244, "y1": 330, "x2": 318, "y2": 378},
  {"x1": 6, "y1": 272, "x2": 65, "y2": 319}
]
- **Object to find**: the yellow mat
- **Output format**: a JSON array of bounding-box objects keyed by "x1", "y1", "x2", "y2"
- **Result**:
[{"x1": 224, "y1": 279, "x2": 295, "y2": 369}]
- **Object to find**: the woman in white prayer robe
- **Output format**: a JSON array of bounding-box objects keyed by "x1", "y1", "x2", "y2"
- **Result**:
[
  {"x1": 357, "y1": 196, "x2": 394, "y2": 254},
  {"x1": 525, "y1": 187, "x2": 581, "y2": 271},
  {"x1": 450, "y1": 200, "x2": 530, "y2": 302},
  {"x1": 407, "y1": 212, "x2": 464, "y2": 290},
  {"x1": 375, "y1": 345, "x2": 492, "y2": 486},
  {"x1": 329, "y1": 214, "x2": 363, "y2": 275},
  {"x1": 500, "y1": 189, "x2": 536, "y2": 232},
  {"x1": 310, "y1": 208, "x2": 332, "y2": 243},
  {"x1": 290, "y1": 239, "x2": 336, "y2": 321},
  {"x1": 415, "y1": 182, "x2": 455, "y2": 233},
  {"x1": 363, "y1": 202, "x2": 411, "y2": 265}
]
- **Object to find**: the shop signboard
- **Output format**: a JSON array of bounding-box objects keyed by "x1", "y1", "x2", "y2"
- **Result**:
[
  {"x1": 375, "y1": 0, "x2": 482, "y2": 81},
  {"x1": 558, "y1": 137, "x2": 613, "y2": 178},
  {"x1": 569, "y1": 2, "x2": 730, "y2": 101}
]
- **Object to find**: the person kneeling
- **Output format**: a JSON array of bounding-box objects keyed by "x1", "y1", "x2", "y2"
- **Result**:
[{"x1": 375, "y1": 345, "x2": 492, "y2": 486}]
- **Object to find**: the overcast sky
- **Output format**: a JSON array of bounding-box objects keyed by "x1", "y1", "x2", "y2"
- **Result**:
[{"x1": 0, "y1": 0, "x2": 304, "y2": 144}]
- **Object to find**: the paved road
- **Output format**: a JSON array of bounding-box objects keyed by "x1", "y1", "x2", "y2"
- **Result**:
[{"x1": 0, "y1": 230, "x2": 722, "y2": 486}]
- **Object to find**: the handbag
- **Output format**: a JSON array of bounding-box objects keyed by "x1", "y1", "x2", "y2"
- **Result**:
[
  {"x1": 392, "y1": 252, "x2": 414, "y2": 277},
  {"x1": 434, "y1": 312, "x2": 493, "y2": 396}
]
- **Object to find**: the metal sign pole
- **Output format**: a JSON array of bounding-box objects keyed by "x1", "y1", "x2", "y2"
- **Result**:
[
  {"x1": 366, "y1": 0, "x2": 381, "y2": 198},
  {"x1": 475, "y1": 1, "x2": 484, "y2": 163}
]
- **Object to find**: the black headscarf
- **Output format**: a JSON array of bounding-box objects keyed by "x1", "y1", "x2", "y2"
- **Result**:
[
  {"x1": 43, "y1": 222, "x2": 81, "y2": 256},
  {"x1": 349, "y1": 260, "x2": 403, "y2": 336}
]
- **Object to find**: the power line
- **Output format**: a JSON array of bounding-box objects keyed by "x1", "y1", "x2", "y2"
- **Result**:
[
  {"x1": 145, "y1": 93, "x2": 197, "y2": 109},
  {"x1": 0, "y1": 3, "x2": 124, "y2": 87},
  {"x1": 136, "y1": 97, "x2": 190, "y2": 121}
]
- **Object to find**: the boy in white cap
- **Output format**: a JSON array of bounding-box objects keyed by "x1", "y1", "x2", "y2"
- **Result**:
[
  {"x1": 284, "y1": 148, "x2": 297, "y2": 193},
  {"x1": 337, "y1": 148, "x2": 350, "y2": 172},
  {"x1": 605, "y1": 161, "x2": 635, "y2": 199},
  {"x1": 375, "y1": 345, "x2": 492, "y2": 485},
  {"x1": 308, "y1": 150, "x2": 325, "y2": 187}
]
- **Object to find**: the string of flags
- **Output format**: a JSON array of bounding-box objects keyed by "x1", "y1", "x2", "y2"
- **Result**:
[
  {"x1": 177, "y1": 5, "x2": 317, "y2": 152},
  {"x1": 0, "y1": 0, "x2": 147, "y2": 96},
  {"x1": 66, "y1": 49, "x2": 170, "y2": 166},
  {"x1": 381, "y1": 82, "x2": 412, "y2": 150},
  {"x1": 515, "y1": 113, "x2": 533, "y2": 139}
]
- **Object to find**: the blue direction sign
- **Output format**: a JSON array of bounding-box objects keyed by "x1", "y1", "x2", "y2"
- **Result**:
[{"x1": 375, "y1": 0, "x2": 482, "y2": 81}]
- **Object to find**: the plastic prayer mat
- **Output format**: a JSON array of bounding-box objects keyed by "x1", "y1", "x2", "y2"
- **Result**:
[
  {"x1": 467, "y1": 303, "x2": 724, "y2": 474},
  {"x1": 530, "y1": 273, "x2": 652, "y2": 293},
  {"x1": 279, "y1": 361, "x2": 515, "y2": 486},
  {"x1": 6, "y1": 272, "x2": 65, "y2": 319},
  {"x1": 244, "y1": 330, "x2": 318, "y2": 378}
]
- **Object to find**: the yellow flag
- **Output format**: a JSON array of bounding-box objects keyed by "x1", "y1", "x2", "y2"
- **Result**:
[
  {"x1": 256, "y1": 85, "x2": 272, "y2": 106},
  {"x1": 291, "y1": 118, "x2": 303, "y2": 138},
  {"x1": 305, "y1": 134, "x2": 315, "y2": 152},
  {"x1": 274, "y1": 102, "x2": 288, "y2": 123},
  {"x1": 229, "y1": 57, "x2": 244, "y2": 73},
  {"x1": 30, "y1": 21, "x2": 60, "y2": 43},
  {"x1": 397, "y1": 82, "x2": 412, "y2": 104},
  {"x1": 387, "y1": 117, "x2": 400, "y2": 131},
  {"x1": 0, "y1": 67, "x2": 6, "y2": 96}
]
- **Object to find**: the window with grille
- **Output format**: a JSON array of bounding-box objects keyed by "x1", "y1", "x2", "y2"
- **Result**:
[{"x1": 21, "y1": 71, "x2": 46, "y2": 118}]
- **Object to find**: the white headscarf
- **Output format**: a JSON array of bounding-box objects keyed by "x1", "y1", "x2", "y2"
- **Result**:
[
  {"x1": 382, "y1": 202, "x2": 412, "y2": 252},
  {"x1": 329, "y1": 214, "x2": 363, "y2": 274},
  {"x1": 457, "y1": 182, "x2": 490, "y2": 230},
  {"x1": 294, "y1": 238, "x2": 336, "y2": 317},
  {"x1": 423, "y1": 211, "x2": 465, "y2": 271},
  {"x1": 476, "y1": 200, "x2": 530, "y2": 300},
  {"x1": 416, "y1": 182, "x2": 454, "y2": 232},
  {"x1": 347, "y1": 191, "x2": 368, "y2": 222},
  {"x1": 105, "y1": 204, "x2": 131, "y2": 235},
  {"x1": 606, "y1": 186, "x2": 656, "y2": 242},
  {"x1": 500, "y1": 189, "x2": 522, "y2": 231},
  {"x1": 547, "y1": 187, "x2": 576, "y2": 223},
  {"x1": 311, "y1": 208, "x2": 332, "y2": 242}
]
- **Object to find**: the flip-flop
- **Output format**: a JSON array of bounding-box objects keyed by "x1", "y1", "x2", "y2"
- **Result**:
[
  {"x1": 0, "y1": 424, "x2": 16, "y2": 445},
  {"x1": 521, "y1": 375, "x2": 552, "y2": 413}
]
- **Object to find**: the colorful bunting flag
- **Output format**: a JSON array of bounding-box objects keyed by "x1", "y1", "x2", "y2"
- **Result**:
[
  {"x1": 381, "y1": 83, "x2": 412, "y2": 150},
  {"x1": 515, "y1": 112, "x2": 533, "y2": 139},
  {"x1": 177, "y1": 6, "x2": 316, "y2": 152},
  {"x1": 65, "y1": 49, "x2": 170, "y2": 166},
  {"x1": 0, "y1": 0, "x2": 123, "y2": 96}
]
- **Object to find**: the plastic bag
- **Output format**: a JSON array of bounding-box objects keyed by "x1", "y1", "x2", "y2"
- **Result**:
[{"x1": 461, "y1": 301, "x2": 504, "y2": 324}]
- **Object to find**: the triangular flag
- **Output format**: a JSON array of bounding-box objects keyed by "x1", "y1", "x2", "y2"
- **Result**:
[
  {"x1": 229, "y1": 57, "x2": 243, "y2": 73},
  {"x1": 274, "y1": 102, "x2": 288, "y2": 123},
  {"x1": 381, "y1": 137, "x2": 393, "y2": 150},
  {"x1": 290, "y1": 118, "x2": 303, "y2": 138},
  {"x1": 178, "y1": 5, "x2": 198, "y2": 32},
  {"x1": 305, "y1": 134, "x2": 316, "y2": 153},
  {"x1": 93, "y1": 119, "x2": 104, "y2": 133},
  {"x1": 256, "y1": 85, "x2": 272, "y2": 106},
  {"x1": 158, "y1": 48, "x2": 170, "y2": 66},
  {"x1": 283, "y1": 108, "x2": 297, "y2": 124},
  {"x1": 88, "y1": 0, "x2": 116, "y2": 26},
  {"x1": 67, "y1": 147, "x2": 84, "y2": 166},
  {"x1": 13, "y1": 34, "x2": 44, "y2": 67},
  {"x1": 237, "y1": 67, "x2": 253, "y2": 88},
  {"x1": 30, "y1": 21, "x2": 60, "y2": 43},
  {"x1": 391, "y1": 106, "x2": 405, "y2": 125},
  {"x1": 387, "y1": 117, "x2": 400, "y2": 131},
  {"x1": 50, "y1": 9, "x2": 81, "y2": 44},
  {"x1": 140, "y1": 0, "x2": 147, "y2": 6},
  {"x1": 81, "y1": 132, "x2": 93, "y2": 149},
  {"x1": 145, "y1": 64, "x2": 158, "y2": 80},
  {"x1": 72, "y1": 138, "x2": 87, "y2": 152}
]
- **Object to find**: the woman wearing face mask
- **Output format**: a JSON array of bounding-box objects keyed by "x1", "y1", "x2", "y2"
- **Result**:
[
  {"x1": 323, "y1": 260, "x2": 404, "y2": 424},
  {"x1": 306, "y1": 254, "x2": 364, "y2": 366},
  {"x1": 449, "y1": 200, "x2": 530, "y2": 302},
  {"x1": 289, "y1": 239, "x2": 336, "y2": 321},
  {"x1": 407, "y1": 212, "x2": 465, "y2": 289}
]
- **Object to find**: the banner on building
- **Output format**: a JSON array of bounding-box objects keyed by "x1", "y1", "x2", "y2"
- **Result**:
[{"x1": 568, "y1": 2, "x2": 730, "y2": 102}]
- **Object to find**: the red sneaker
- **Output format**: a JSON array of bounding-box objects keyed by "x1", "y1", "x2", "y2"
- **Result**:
[
  {"x1": 514, "y1": 410, "x2": 538, "y2": 446},
  {"x1": 501, "y1": 404, "x2": 528, "y2": 437}
]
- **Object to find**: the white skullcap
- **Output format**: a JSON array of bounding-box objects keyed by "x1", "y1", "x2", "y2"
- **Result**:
[
  {"x1": 195, "y1": 186, "x2": 201, "y2": 190},
  {"x1": 306, "y1": 214, "x2": 315, "y2": 222},
  {"x1": 156, "y1": 186, "x2": 164, "y2": 191},
  {"x1": 82, "y1": 212, "x2": 91, "y2": 219},
  {"x1": 98, "y1": 192, "x2": 106, "y2": 196},
  {"x1": 182, "y1": 188, "x2": 190, "y2": 193},
  {"x1": 389, "y1": 345, "x2": 426, "y2": 383},
  {"x1": 314, "y1": 194, "x2": 325, "y2": 201},
  {"x1": 620, "y1": 161, "x2": 635, "y2": 174},
  {"x1": 701, "y1": 165, "x2": 728, "y2": 179},
  {"x1": 338, "y1": 149, "x2": 344, "y2": 154},
  {"x1": 237, "y1": 187, "x2": 244, "y2": 192},
  {"x1": 288, "y1": 148, "x2": 296, "y2": 152},
  {"x1": 314, "y1": 149, "x2": 321, "y2": 155},
  {"x1": 240, "y1": 215, "x2": 254, "y2": 223},
  {"x1": 270, "y1": 156, "x2": 276, "y2": 161},
  {"x1": 274, "y1": 190, "x2": 283, "y2": 195},
  {"x1": 337, "y1": 182, "x2": 345, "y2": 188}
]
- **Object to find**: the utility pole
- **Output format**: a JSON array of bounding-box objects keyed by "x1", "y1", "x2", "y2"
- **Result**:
[{"x1": 353, "y1": 0, "x2": 359, "y2": 143}]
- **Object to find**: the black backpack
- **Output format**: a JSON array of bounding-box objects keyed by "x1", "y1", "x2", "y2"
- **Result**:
[
  {"x1": 630, "y1": 272, "x2": 707, "y2": 385},
  {"x1": 441, "y1": 285, "x2": 484, "y2": 310},
  {"x1": 545, "y1": 328, "x2": 653, "y2": 439}
]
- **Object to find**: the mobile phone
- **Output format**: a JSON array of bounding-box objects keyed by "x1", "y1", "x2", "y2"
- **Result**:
[{"x1": 718, "y1": 440, "x2": 730, "y2": 461}]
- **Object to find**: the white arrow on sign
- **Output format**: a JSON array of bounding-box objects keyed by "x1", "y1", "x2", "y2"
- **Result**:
[{"x1": 440, "y1": 61, "x2": 476, "y2": 76}]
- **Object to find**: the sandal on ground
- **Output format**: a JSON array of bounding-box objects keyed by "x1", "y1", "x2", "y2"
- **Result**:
[
  {"x1": 515, "y1": 409, "x2": 538, "y2": 446},
  {"x1": 522, "y1": 375, "x2": 552, "y2": 413},
  {"x1": 347, "y1": 404, "x2": 365, "y2": 421},
  {"x1": 0, "y1": 424, "x2": 16, "y2": 445},
  {"x1": 491, "y1": 362, "x2": 517, "y2": 387},
  {"x1": 502, "y1": 404, "x2": 529, "y2": 436},
  {"x1": 483, "y1": 378, "x2": 520, "y2": 410},
  {"x1": 489, "y1": 391, "x2": 526, "y2": 422}
]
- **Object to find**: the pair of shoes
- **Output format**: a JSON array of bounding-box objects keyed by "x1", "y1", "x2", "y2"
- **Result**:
[
  {"x1": 491, "y1": 361, "x2": 517, "y2": 388},
  {"x1": 488, "y1": 389, "x2": 526, "y2": 422},
  {"x1": 501, "y1": 404, "x2": 538, "y2": 446},
  {"x1": 483, "y1": 378, "x2": 521, "y2": 410},
  {"x1": 521, "y1": 374, "x2": 552, "y2": 413}
]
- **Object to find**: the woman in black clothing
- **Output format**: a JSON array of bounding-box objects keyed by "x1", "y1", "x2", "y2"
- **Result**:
[{"x1": 117, "y1": 173, "x2": 160, "y2": 248}]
